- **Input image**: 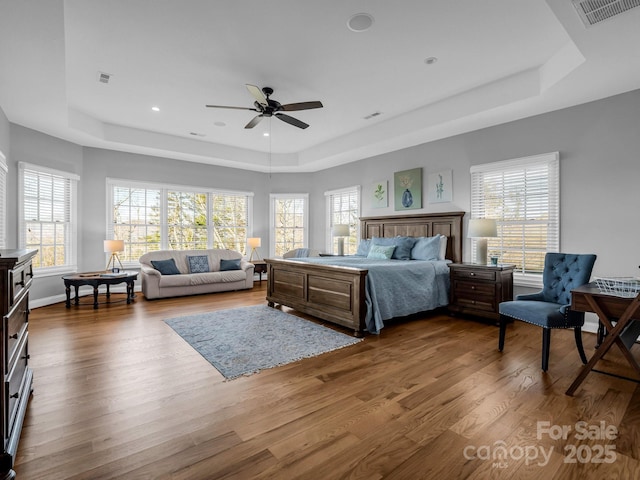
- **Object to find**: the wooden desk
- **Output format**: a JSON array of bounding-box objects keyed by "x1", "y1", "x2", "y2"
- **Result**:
[
  {"x1": 63, "y1": 271, "x2": 138, "y2": 308},
  {"x1": 566, "y1": 283, "x2": 640, "y2": 395}
]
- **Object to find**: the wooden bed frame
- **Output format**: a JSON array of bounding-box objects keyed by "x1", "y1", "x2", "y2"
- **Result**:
[{"x1": 265, "y1": 211, "x2": 464, "y2": 336}]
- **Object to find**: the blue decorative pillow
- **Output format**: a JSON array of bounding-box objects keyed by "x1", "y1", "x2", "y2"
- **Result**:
[
  {"x1": 371, "y1": 236, "x2": 416, "y2": 260},
  {"x1": 356, "y1": 239, "x2": 371, "y2": 256},
  {"x1": 411, "y1": 236, "x2": 442, "y2": 261},
  {"x1": 220, "y1": 258, "x2": 242, "y2": 271},
  {"x1": 187, "y1": 255, "x2": 209, "y2": 273},
  {"x1": 367, "y1": 244, "x2": 395, "y2": 260},
  {"x1": 150, "y1": 258, "x2": 180, "y2": 275}
]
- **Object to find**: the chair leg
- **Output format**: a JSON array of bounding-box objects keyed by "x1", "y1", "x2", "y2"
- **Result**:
[
  {"x1": 498, "y1": 315, "x2": 508, "y2": 351},
  {"x1": 574, "y1": 327, "x2": 588, "y2": 364},
  {"x1": 541, "y1": 328, "x2": 551, "y2": 372}
]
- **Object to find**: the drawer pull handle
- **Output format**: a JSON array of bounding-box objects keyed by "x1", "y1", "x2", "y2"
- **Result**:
[
  {"x1": 22, "y1": 354, "x2": 30, "y2": 360},
  {"x1": 26, "y1": 270, "x2": 33, "y2": 278},
  {"x1": 470, "y1": 272, "x2": 475, "y2": 276},
  {"x1": 9, "y1": 333, "x2": 18, "y2": 339},
  {"x1": 10, "y1": 393, "x2": 19, "y2": 399},
  {"x1": 471, "y1": 286, "x2": 476, "y2": 290},
  {"x1": 15, "y1": 280, "x2": 25, "y2": 288}
]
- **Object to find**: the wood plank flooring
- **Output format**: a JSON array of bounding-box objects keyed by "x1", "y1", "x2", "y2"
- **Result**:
[{"x1": 14, "y1": 283, "x2": 640, "y2": 479}]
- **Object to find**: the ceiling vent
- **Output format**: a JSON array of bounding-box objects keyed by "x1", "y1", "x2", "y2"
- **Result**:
[
  {"x1": 572, "y1": 0, "x2": 640, "y2": 27},
  {"x1": 364, "y1": 111, "x2": 382, "y2": 120},
  {"x1": 97, "y1": 72, "x2": 112, "y2": 84}
]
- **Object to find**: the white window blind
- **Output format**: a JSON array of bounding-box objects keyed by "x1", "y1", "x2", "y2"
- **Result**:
[
  {"x1": 0, "y1": 151, "x2": 7, "y2": 249},
  {"x1": 325, "y1": 185, "x2": 360, "y2": 254},
  {"x1": 19, "y1": 162, "x2": 79, "y2": 272},
  {"x1": 470, "y1": 152, "x2": 559, "y2": 283}
]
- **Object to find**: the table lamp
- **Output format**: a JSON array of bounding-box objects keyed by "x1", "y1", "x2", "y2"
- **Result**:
[
  {"x1": 332, "y1": 224, "x2": 350, "y2": 256},
  {"x1": 104, "y1": 239, "x2": 125, "y2": 271},
  {"x1": 248, "y1": 237, "x2": 261, "y2": 261},
  {"x1": 467, "y1": 219, "x2": 497, "y2": 265}
]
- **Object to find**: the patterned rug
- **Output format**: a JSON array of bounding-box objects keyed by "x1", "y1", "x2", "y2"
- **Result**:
[{"x1": 164, "y1": 305, "x2": 363, "y2": 380}]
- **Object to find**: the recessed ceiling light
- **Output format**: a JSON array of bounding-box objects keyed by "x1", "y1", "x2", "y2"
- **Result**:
[
  {"x1": 424, "y1": 57, "x2": 438, "y2": 65},
  {"x1": 263, "y1": 132, "x2": 270, "y2": 137},
  {"x1": 151, "y1": 106, "x2": 160, "y2": 112},
  {"x1": 214, "y1": 121, "x2": 226, "y2": 127},
  {"x1": 347, "y1": 13, "x2": 374, "y2": 32}
]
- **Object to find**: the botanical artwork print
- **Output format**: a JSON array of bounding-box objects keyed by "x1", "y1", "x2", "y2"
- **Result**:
[
  {"x1": 371, "y1": 180, "x2": 388, "y2": 208},
  {"x1": 394, "y1": 168, "x2": 422, "y2": 211},
  {"x1": 428, "y1": 170, "x2": 453, "y2": 203}
]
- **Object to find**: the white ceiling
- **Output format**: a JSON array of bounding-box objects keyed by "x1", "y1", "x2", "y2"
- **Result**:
[{"x1": 1, "y1": 0, "x2": 639, "y2": 172}]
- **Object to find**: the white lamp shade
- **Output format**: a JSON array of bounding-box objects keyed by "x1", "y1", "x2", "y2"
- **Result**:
[
  {"x1": 467, "y1": 219, "x2": 497, "y2": 238},
  {"x1": 104, "y1": 239, "x2": 124, "y2": 253},
  {"x1": 332, "y1": 224, "x2": 350, "y2": 237},
  {"x1": 247, "y1": 237, "x2": 261, "y2": 248}
]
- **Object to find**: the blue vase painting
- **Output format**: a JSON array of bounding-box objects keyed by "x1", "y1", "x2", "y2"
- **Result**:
[
  {"x1": 402, "y1": 188, "x2": 413, "y2": 207},
  {"x1": 394, "y1": 168, "x2": 422, "y2": 211}
]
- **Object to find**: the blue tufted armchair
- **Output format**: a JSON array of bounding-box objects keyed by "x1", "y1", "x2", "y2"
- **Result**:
[{"x1": 498, "y1": 252, "x2": 597, "y2": 371}]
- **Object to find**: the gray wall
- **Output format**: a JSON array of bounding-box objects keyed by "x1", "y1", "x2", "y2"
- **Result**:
[{"x1": 4, "y1": 88, "x2": 640, "y2": 306}]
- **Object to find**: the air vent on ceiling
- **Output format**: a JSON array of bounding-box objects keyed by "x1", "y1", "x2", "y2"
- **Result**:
[
  {"x1": 364, "y1": 111, "x2": 382, "y2": 120},
  {"x1": 572, "y1": 0, "x2": 640, "y2": 27},
  {"x1": 98, "y1": 72, "x2": 112, "y2": 84}
]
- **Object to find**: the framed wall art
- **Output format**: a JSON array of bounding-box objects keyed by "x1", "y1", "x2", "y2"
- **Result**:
[
  {"x1": 394, "y1": 168, "x2": 422, "y2": 211},
  {"x1": 370, "y1": 180, "x2": 388, "y2": 208},
  {"x1": 428, "y1": 169, "x2": 453, "y2": 203}
]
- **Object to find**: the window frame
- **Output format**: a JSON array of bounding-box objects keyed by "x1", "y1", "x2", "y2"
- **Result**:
[
  {"x1": 324, "y1": 185, "x2": 361, "y2": 255},
  {"x1": 269, "y1": 193, "x2": 309, "y2": 257},
  {"x1": 106, "y1": 178, "x2": 254, "y2": 266},
  {"x1": 470, "y1": 152, "x2": 560, "y2": 288},
  {"x1": 0, "y1": 150, "x2": 7, "y2": 249},
  {"x1": 19, "y1": 162, "x2": 79, "y2": 276}
]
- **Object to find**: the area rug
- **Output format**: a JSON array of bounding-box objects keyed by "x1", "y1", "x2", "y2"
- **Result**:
[{"x1": 164, "y1": 305, "x2": 363, "y2": 380}]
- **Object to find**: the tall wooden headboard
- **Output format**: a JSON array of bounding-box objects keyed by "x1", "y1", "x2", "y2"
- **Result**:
[{"x1": 360, "y1": 211, "x2": 465, "y2": 264}]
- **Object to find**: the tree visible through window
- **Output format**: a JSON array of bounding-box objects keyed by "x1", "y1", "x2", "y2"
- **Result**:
[
  {"x1": 270, "y1": 194, "x2": 308, "y2": 257},
  {"x1": 108, "y1": 179, "x2": 252, "y2": 262},
  {"x1": 470, "y1": 152, "x2": 559, "y2": 283},
  {"x1": 19, "y1": 163, "x2": 78, "y2": 270}
]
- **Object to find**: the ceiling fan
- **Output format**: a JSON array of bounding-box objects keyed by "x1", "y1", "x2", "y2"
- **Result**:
[{"x1": 206, "y1": 84, "x2": 323, "y2": 130}]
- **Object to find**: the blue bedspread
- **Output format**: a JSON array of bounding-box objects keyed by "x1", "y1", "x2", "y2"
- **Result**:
[{"x1": 289, "y1": 257, "x2": 450, "y2": 334}]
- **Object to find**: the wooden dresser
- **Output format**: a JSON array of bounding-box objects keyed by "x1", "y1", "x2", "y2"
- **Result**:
[
  {"x1": 448, "y1": 263, "x2": 514, "y2": 322},
  {"x1": 0, "y1": 249, "x2": 36, "y2": 479}
]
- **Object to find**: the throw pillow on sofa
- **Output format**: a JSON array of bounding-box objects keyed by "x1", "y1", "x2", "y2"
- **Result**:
[
  {"x1": 151, "y1": 258, "x2": 181, "y2": 275},
  {"x1": 220, "y1": 258, "x2": 242, "y2": 271},
  {"x1": 187, "y1": 255, "x2": 209, "y2": 273}
]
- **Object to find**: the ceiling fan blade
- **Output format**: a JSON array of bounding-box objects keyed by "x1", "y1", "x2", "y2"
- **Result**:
[
  {"x1": 280, "y1": 101, "x2": 323, "y2": 112},
  {"x1": 206, "y1": 104, "x2": 259, "y2": 111},
  {"x1": 245, "y1": 84, "x2": 268, "y2": 107},
  {"x1": 245, "y1": 115, "x2": 264, "y2": 129},
  {"x1": 275, "y1": 113, "x2": 309, "y2": 129}
]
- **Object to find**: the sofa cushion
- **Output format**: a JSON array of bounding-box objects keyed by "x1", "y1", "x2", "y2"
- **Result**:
[
  {"x1": 220, "y1": 258, "x2": 242, "y2": 271},
  {"x1": 187, "y1": 255, "x2": 209, "y2": 273},
  {"x1": 151, "y1": 258, "x2": 181, "y2": 275}
]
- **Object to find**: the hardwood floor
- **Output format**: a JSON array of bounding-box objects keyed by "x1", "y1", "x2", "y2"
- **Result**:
[{"x1": 15, "y1": 283, "x2": 640, "y2": 479}]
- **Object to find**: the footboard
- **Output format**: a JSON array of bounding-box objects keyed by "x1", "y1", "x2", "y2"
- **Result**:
[{"x1": 265, "y1": 258, "x2": 368, "y2": 336}]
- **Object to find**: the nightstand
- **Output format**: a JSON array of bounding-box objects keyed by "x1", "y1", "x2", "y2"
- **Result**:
[
  {"x1": 252, "y1": 260, "x2": 267, "y2": 282},
  {"x1": 448, "y1": 263, "x2": 515, "y2": 321}
]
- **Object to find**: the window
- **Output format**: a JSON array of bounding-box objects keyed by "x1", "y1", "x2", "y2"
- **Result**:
[
  {"x1": 470, "y1": 152, "x2": 559, "y2": 286},
  {"x1": 0, "y1": 151, "x2": 7, "y2": 249},
  {"x1": 270, "y1": 194, "x2": 308, "y2": 257},
  {"x1": 19, "y1": 162, "x2": 79, "y2": 272},
  {"x1": 325, "y1": 186, "x2": 360, "y2": 254},
  {"x1": 108, "y1": 179, "x2": 253, "y2": 263}
]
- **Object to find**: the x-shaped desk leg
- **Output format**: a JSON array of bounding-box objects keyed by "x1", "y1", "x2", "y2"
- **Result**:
[{"x1": 566, "y1": 293, "x2": 640, "y2": 396}]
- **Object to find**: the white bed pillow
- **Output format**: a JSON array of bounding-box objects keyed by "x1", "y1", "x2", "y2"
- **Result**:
[{"x1": 439, "y1": 234, "x2": 448, "y2": 260}]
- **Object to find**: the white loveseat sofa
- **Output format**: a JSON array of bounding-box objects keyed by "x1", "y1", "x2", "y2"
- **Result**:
[{"x1": 139, "y1": 249, "x2": 255, "y2": 300}]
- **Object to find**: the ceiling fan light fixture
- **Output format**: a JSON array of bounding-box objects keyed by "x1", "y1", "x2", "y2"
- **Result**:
[{"x1": 347, "y1": 13, "x2": 374, "y2": 32}]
